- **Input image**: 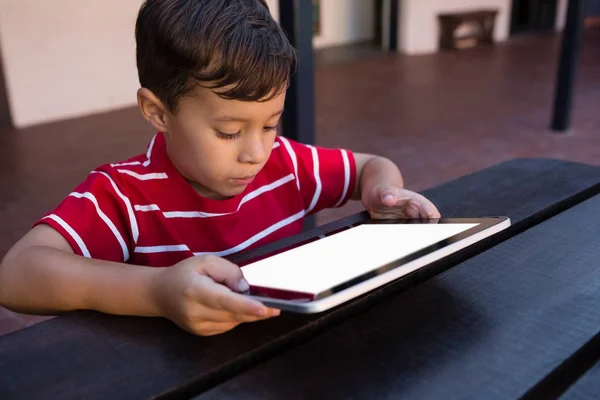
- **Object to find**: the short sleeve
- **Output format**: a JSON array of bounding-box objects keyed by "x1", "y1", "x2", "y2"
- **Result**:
[
  {"x1": 33, "y1": 170, "x2": 136, "y2": 263},
  {"x1": 278, "y1": 137, "x2": 357, "y2": 215}
]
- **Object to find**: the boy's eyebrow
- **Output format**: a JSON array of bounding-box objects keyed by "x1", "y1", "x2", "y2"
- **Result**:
[{"x1": 214, "y1": 109, "x2": 284, "y2": 122}]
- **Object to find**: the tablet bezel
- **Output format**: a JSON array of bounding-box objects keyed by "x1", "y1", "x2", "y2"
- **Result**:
[{"x1": 242, "y1": 217, "x2": 507, "y2": 304}]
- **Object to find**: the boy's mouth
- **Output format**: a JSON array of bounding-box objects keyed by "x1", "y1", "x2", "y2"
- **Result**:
[{"x1": 231, "y1": 175, "x2": 256, "y2": 186}]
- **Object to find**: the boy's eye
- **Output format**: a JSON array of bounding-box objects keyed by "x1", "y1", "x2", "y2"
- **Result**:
[
  {"x1": 215, "y1": 130, "x2": 241, "y2": 140},
  {"x1": 215, "y1": 125, "x2": 277, "y2": 139}
]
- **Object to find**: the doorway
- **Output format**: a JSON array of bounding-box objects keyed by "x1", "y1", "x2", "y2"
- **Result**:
[
  {"x1": 510, "y1": 0, "x2": 558, "y2": 35},
  {"x1": 0, "y1": 38, "x2": 12, "y2": 129}
]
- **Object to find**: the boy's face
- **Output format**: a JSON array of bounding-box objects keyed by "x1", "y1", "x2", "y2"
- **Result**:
[{"x1": 139, "y1": 85, "x2": 286, "y2": 200}]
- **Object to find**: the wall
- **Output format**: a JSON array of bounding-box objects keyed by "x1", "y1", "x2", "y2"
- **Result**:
[
  {"x1": 556, "y1": 0, "x2": 568, "y2": 30},
  {"x1": 266, "y1": 0, "x2": 376, "y2": 48},
  {"x1": 400, "y1": 0, "x2": 512, "y2": 55},
  {"x1": 0, "y1": 38, "x2": 12, "y2": 129},
  {"x1": 0, "y1": 0, "x2": 375, "y2": 128},
  {"x1": 586, "y1": 0, "x2": 600, "y2": 16},
  {"x1": 398, "y1": 0, "x2": 576, "y2": 55},
  {"x1": 0, "y1": 0, "x2": 144, "y2": 128},
  {"x1": 550, "y1": 0, "x2": 600, "y2": 32},
  {"x1": 312, "y1": 0, "x2": 375, "y2": 48}
]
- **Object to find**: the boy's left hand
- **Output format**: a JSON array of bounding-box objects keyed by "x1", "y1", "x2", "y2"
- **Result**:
[{"x1": 363, "y1": 185, "x2": 441, "y2": 220}]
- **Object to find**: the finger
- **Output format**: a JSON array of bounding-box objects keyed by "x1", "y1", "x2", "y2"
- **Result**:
[
  {"x1": 266, "y1": 307, "x2": 281, "y2": 317},
  {"x1": 372, "y1": 185, "x2": 410, "y2": 208},
  {"x1": 423, "y1": 204, "x2": 441, "y2": 218},
  {"x1": 403, "y1": 202, "x2": 423, "y2": 218},
  {"x1": 378, "y1": 188, "x2": 440, "y2": 219},
  {"x1": 198, "y1": 305, "x2": 281, "y2": 323},
  {"x1": 232, "y1": 306, "x2": 280, "y2": 322},
  {"x1": 197, "y1": 276, "x2": 270, "y2": 318},
  {"x1": 412, "y1": 194, "x2": 441, "y2": 218},
  {"x1": 232, "y1": 307, "x2": 280, "y2": 322},
  {"x1": 369, "y1": 200, "x2": 434, "y2": 220},
  {"x1": 371, "y1": 202, "x2": 436, "y2": 219},
  {"x1": 196, "y1": 255, "x2": 249, "y2": 292},
  {"x1": 191, "y1": 321, "x2": 240, "y2": 336},
  {"x1": 369, "y1": 209, "x2": 407, "y2": 220}
]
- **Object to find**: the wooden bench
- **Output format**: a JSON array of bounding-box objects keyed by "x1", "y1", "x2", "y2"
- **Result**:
[{"x1": 1, "y1": 158, "x2": 599, "y2": 399}]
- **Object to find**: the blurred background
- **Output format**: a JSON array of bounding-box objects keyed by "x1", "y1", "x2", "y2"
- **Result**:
[{"x1": 0, "y1": 0, "x2": 598, "y2": 335}]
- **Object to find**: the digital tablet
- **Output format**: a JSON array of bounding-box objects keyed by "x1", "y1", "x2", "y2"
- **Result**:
[{"x1": 240, "y1": 217, "x2": 510, "y2": 313}]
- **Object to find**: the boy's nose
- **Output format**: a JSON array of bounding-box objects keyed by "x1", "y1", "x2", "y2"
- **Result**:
[{"x1": 239, "y1": 137, "x2": 268, "y2": 165}]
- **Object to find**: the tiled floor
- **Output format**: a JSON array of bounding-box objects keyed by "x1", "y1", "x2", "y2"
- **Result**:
[{"x1": 1, "y1": 28, "x2": 599, "y2": 337}]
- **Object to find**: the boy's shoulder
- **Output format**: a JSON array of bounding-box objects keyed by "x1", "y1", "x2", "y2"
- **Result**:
[
  {"x1": 103, "y1": 134, "x2": 162, "y2": 174},
  {"x1": 270, "y1": 135, "x2": 355, "y2": 175},
  {"x1": 262, "y1": 136, "x2": 325, "y2": 183},
  {"x1": 269, "y1": 135, "x2": 320, "y2": 168},
  {"x1": 253, "y1": 136, "x2": 297, "y2": 176},
  {"x1": 75, "y1": 133, "x2": 171, "y2": 197}
]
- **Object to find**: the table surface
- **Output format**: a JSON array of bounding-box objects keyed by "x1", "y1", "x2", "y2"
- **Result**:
[
  {"x1": 1, "y1": 158, "x2": 600, "y2": 400},
  {"x1": 561, "y1": 361, "x2": 600, "y2": 400}
]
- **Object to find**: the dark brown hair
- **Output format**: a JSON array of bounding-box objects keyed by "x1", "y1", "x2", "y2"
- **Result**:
[{"x1": 135, "y1": 0, "x2": 297, "y2": 112}]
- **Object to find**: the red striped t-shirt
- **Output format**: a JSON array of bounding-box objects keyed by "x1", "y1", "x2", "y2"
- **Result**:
[{"x1": 35, "y1": 133, "x2": 357, "y2": 267}]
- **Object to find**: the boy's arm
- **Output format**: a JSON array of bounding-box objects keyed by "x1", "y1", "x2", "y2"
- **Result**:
[
  {"x1": 352, "y1": 153, "x2": 440, "y2": 219},
  {"x1": 0, "y1": 224, "x2": 161, "y2": 316},
  {"x1": 351, "y1": 154, "x2": 403, "y2": 200},
  {"x1": 0, "y1": 225, "x2": 278, "y2": 335}
]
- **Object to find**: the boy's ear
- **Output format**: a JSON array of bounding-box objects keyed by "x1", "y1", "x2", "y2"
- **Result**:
[{"x1": 137, "y1": 88, "x2": 169, "y2": 132}]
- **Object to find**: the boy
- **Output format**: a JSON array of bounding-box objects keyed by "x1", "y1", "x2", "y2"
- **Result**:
[{"x1": 0, "y1": 0, "x2": 439, "y2": 336}]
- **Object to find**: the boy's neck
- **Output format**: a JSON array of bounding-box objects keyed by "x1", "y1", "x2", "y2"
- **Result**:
[{"x1": 185, "y1": 178, "x2": 233, "y2": 201}]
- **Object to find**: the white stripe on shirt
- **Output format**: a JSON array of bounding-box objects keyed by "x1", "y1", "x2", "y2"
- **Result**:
[
  {"x1": 194, "y1": 210, "x2": 305, "y2": 257},
  {"x1": 333, "y1": 149, "x2": 351, "y2": 208},
  {"x1": 43, "y1": 214, "x2": 91, "y2": 258},
  {"x1": 134, "y1": 204, "x2": 161, "y2": 212},
  {"x1": 110, "y1": 134, "x2": 157, "y2": 168},
  {"x1": 279, "y1": 137, "x2": 300, "y2": 191},
  {"x1": 91, "y1": 171, "x2": 140, "y2": 244},
  {"x1": 163, "y1": 210, "x2": 231, "y2": 218},
  {"x1": 130, "y1": 210, "x2": 305, "y2": 257},
  {"x1": 69, "y1": 192, "x2": 130, "y2": 261},
  {"x1": 134, "y1": 244, "x2": 190, "y2": 254},
  {"x1": 117, "y1": 170, "x2": 168, "y2": 181},
  {"x1": 111, "y1": 161, "x2": 141, "y2": 167},
  {"x1": 138, "y1": 174, "x2": 295, "y2": 219},
  {"x1": 306, "y1": 145, "x2": 322, "y2": 213},
  {"x1": 238, "y1": 174, "x2": 295, "y2": 208},
  {"x1": 142, "y1": 134, "x2": 156, "y2": 167}
]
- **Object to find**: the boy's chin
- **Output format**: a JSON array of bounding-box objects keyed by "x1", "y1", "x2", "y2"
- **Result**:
[
  {"x1": 228, "y1": 185, "x2": 250, "y2": 196},
  {"x1": 212, "y1": 185, "x2": 247, "y2": 200}
]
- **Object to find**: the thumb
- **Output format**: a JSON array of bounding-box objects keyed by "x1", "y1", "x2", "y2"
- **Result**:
[
  {"x1": 196, "y1": 255, "x2": 249, "y2": 293},
  {"x1": 375, "y1": 186, "x2": 411, "y2": 207}
]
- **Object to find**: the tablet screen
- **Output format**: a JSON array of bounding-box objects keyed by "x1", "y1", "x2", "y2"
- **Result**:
[{"x1": 241, "y1": 222, "x2": 478, "y2": 297}]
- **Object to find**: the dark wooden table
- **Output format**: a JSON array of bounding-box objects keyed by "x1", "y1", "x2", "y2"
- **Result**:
[
  {"x1": 1, "y1": 158, "x2": 600, "y2": 399},
  {"x1": 561, "y1": 361, "x2": 600, "y2": 399}
]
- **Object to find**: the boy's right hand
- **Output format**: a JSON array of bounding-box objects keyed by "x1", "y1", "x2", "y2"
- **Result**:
[{"x1": 150, "y1": 255, "x2": 279, "y2": 336}]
